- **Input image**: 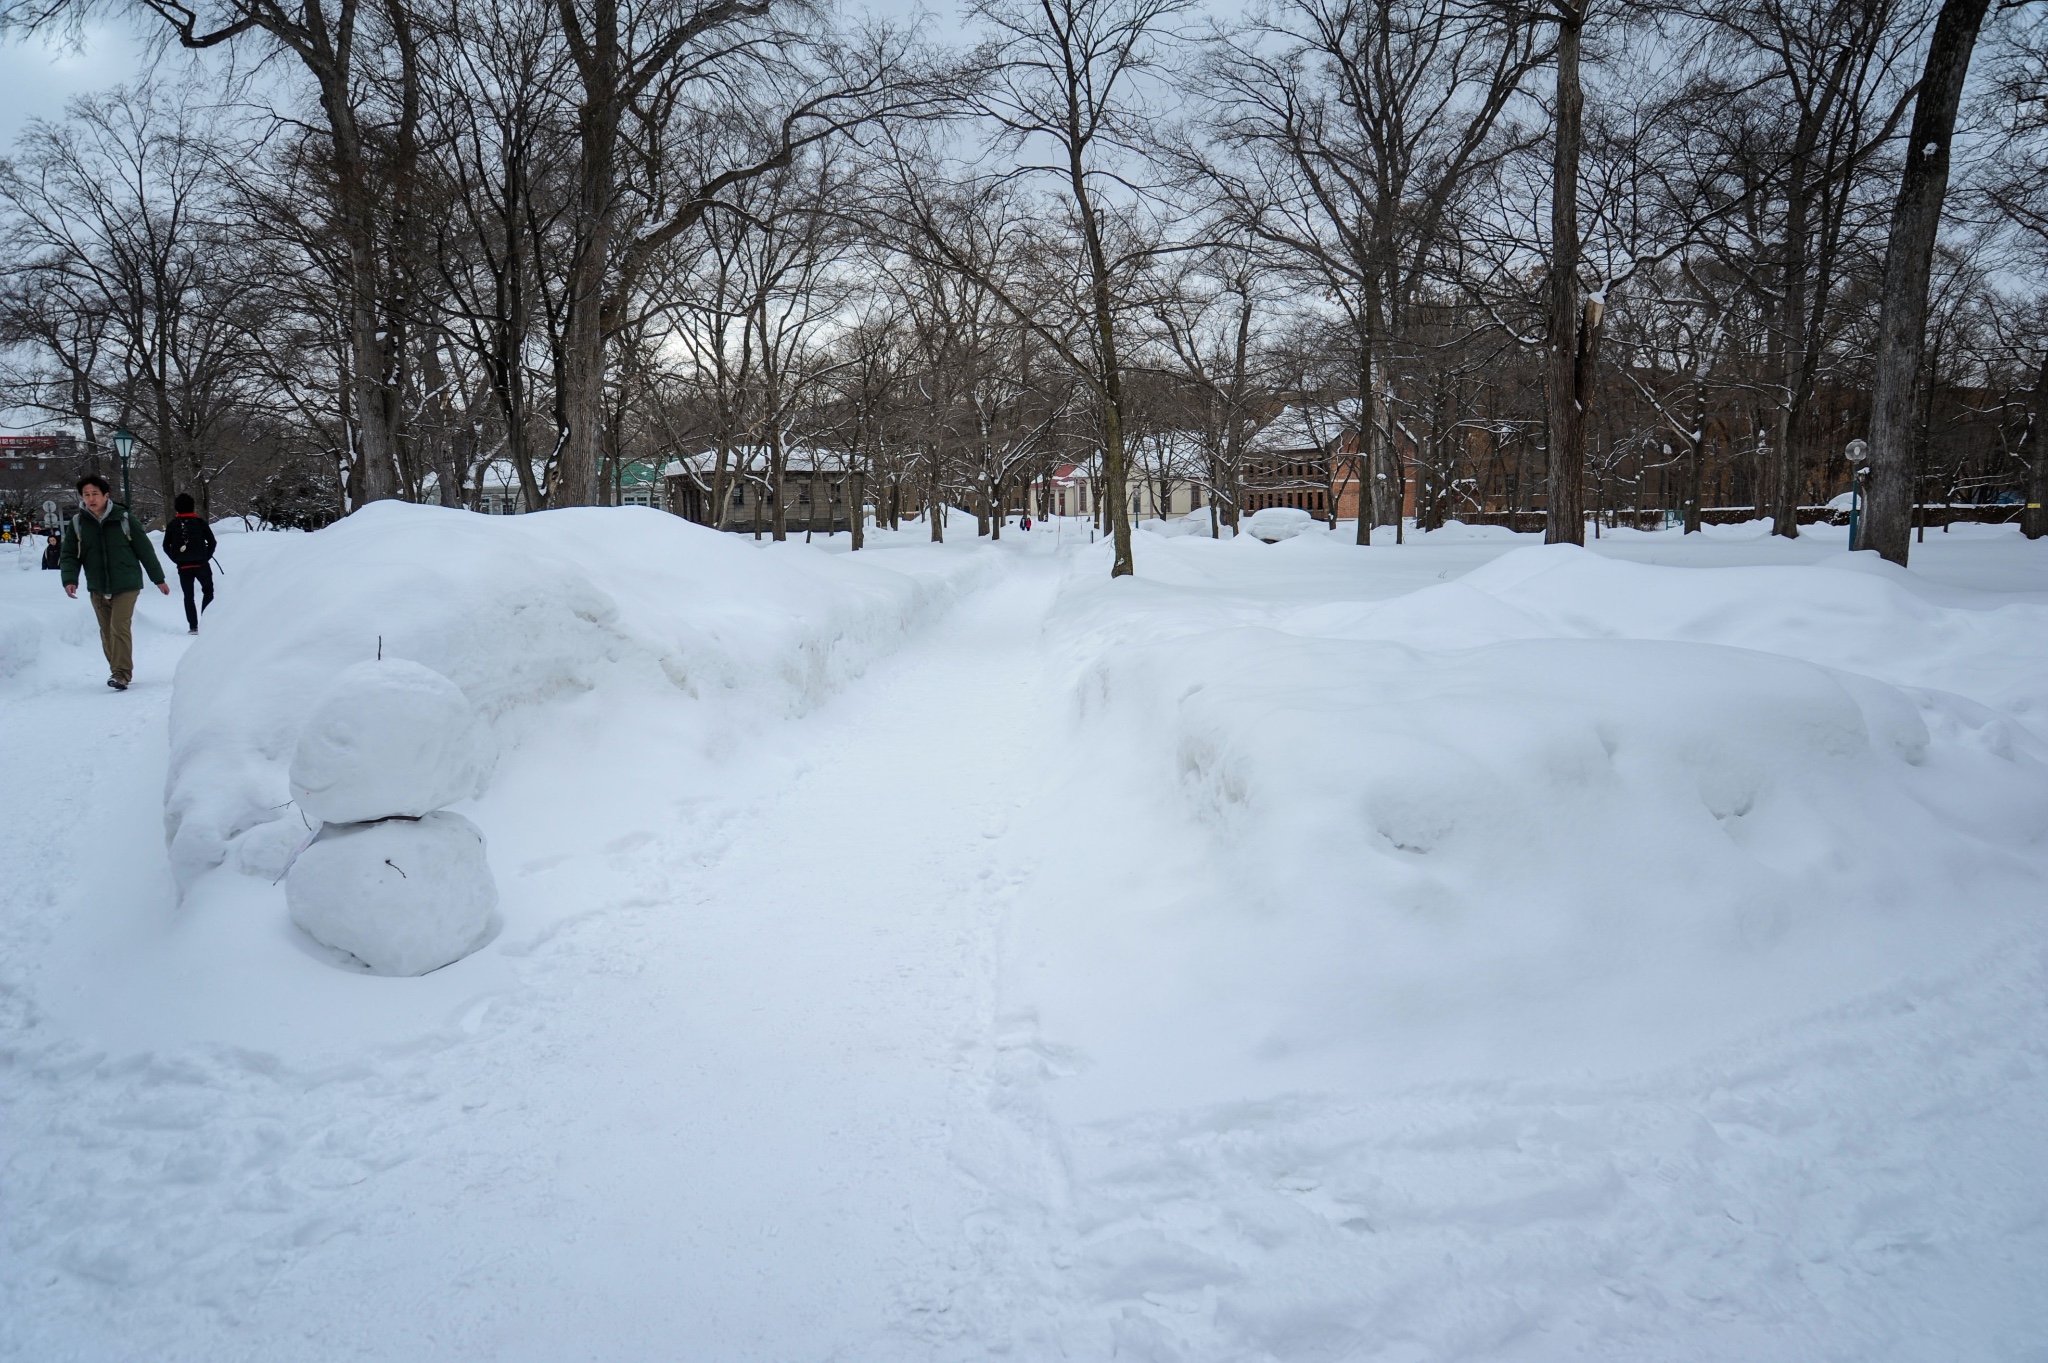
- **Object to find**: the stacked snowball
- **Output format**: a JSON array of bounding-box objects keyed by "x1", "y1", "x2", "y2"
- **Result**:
[{"x1": 284, "y1": 659, "x2": 497, "y2": 976}]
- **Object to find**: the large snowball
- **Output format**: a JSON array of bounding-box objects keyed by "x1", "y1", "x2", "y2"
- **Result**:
[
  {"x1": 286, "y1": 812, "x2": 497, "y2": 976},
  {"x1": 289, "y1": 659, "x2": 489, "y2": 824}
]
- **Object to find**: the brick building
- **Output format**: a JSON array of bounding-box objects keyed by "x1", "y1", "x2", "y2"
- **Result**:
[
  {"x1": 1241, "y1": 404, "x2": 1367, "y2": 520},
  {"x1": 0, "y1": 434, "x2": 89, "y2": 528}
]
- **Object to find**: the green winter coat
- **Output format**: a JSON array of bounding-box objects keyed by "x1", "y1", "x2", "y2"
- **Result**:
[{"x1": 60, "y1": 504, "x2": 166, "y2": 596}]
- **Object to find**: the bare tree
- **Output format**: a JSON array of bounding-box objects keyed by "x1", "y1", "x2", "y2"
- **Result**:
[
  {"x1": 1864, "y1": 0, "x2": 1998, "y2": 559},
  {"x1": 421, "y1": 0, "x2": 572, "y2": 510},
  {"x1": 548, "y1": 5, "x2": 923, "y2": 505},
  {"x1": 1201, "y1": 0, "x2": 1544, "y2": 543},
  {"x1": 1143, "y1": 238, "x2": 1270, "y2": 533},
  {"x1": 0, "y1": 83, "x2": 264, "y2": 517},
  {"x1": 954, "y1": 0, "x2": 1193, "y2": 576}
]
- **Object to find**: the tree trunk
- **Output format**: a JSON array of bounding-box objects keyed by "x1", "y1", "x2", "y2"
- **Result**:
[
  {"x1": 711, "y1": 442, "x2": 734, "y2": 530},
  {"x1": 1684, "y1": 388, "x2": 1706, "y2": 534},
  {"x1": 1068, "y1": 146, "x2": 1134, "y2": 576},
  {"x1": 349, "y1": 242, "x2": 401, "y2": 503},
  {"x1": 2026, "y1": 349, "x2": 2048, "y2": 540},
  {"x1": 1387, "y1": 438, "x2": 1405, "y2": 540},
  {"x1": 1863, "y1": 0, "x2": 1992, "y2": 565},
  {"x1": 1355, "y1": 320, "x2": 1375, "y2": 545},
  {"x1": 1545, "y1": 6, "x2": 1589, "y2": 547},
  {"x1": 1770, "y1": 166, "x2": 1810, "y2": 539},
  {"x1": 301, "y1": 37, "x2": 401, "y2": 509},
  {"x1": 340, "y1": 190, "x2": 400, "y2": 505},
  {"x1": 554, "y1": 1, "x2": 620, "y2": 510}
]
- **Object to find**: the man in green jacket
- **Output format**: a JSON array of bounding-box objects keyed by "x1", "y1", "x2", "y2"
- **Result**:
[{"x1": 60, "y1": 474, "x2": 169, "y2": 691}]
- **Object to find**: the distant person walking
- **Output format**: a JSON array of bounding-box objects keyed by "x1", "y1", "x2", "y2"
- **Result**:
[
  {"x1": 162, "y1": 493, "x2": 218, "y2": 634},
  {"x1": 59, "y1": 474, "x2": 168, "y2": 691},
  {"x1": 40, "y1": 530, "x2": 60, "y2": 570}
]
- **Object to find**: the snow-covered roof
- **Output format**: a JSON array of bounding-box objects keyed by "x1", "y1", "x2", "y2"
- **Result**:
[
  {"x1": 1247, "y1": 402, "x2": 1359, "y2": 455},
  {"x1": 664, "y1": 445, "x2": 851, "y2": 483}
]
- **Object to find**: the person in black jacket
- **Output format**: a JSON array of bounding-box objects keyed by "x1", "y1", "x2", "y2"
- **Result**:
[
  {"x1": 40, "y1": 530, "x2": 61, "y2": 570},
  {"x1": 161, "y1": 493, "x2": 219, "y2": 634}
]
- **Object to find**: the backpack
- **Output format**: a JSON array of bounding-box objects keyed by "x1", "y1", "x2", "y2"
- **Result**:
[{"x1": 163, "y1": 514, "x2": 220, "y2": 567}]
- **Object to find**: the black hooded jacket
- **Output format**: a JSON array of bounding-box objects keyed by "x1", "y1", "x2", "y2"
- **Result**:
[{"x1": 162, "y1": 514, "x2": 218, "y2": 569}]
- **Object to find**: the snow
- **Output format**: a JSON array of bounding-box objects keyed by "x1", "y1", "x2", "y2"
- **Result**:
[
  {"x1": 288, "y1": 658, "x2": 491, "y2": 824},
  {"x1": 1041, "y1": 541, "x2": 2045, "y2": 1102},
  {"x1": 3, "y1": 515, "x2": 2046, "y2": 1360},
  {"x1": 163, "y1": 501, "x2": 990, "y2": 892},
  {"x1": 287, "y1": 812, "x2": 497, "y2": 976},
  {"x1": 0, "y1": 609, "x2": 35, "y2": 678},
  {"x1": 1245, "y1": 505, "x2": 1319, "y2": 541}
]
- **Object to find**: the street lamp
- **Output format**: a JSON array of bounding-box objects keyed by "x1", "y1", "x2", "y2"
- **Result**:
[
  {"x1": 1845, "y1": 438, "x2": 1869, "y2": 550},
  {"x1": 110, "y1": 426, "x2": 135, "y2": 508}
]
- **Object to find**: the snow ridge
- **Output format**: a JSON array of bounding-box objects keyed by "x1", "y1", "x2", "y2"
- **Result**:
[{"x1": 162, "y1": 503, "x2": 993, "y2": 890}]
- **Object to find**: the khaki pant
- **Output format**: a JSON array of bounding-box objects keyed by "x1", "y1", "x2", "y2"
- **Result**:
[{"x1": 90, "y1": 590, "x2": 139, "y2": 684}]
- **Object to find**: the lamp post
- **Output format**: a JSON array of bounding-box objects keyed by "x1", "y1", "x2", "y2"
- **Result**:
[
  {"x1": 1845, "y1": 438, "x2": 1869, "y2": 550},
  {"x1": 111, "y1": 426, "x2": 135, "y2": 509}
]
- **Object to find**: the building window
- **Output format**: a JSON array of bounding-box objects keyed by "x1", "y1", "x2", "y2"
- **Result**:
[{"x1": 733, "y1": 486, "x2": 746, "y2": 507}]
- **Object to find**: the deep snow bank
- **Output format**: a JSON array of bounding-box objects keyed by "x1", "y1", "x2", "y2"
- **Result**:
[
  {"x1": 1041, "y1": 541, "x2": 2048, "y2": 1092},
  {"x1": 1285, "y1": 542, "x2": 2048, "y2": 732},
  {"x1": 166, "y1": 503, "x2": 987, "y2": 889}
]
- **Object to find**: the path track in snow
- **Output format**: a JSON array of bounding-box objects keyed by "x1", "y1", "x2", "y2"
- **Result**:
[{"x1": 352, "y1": 553, "x2": 1073, "y2": 1360}]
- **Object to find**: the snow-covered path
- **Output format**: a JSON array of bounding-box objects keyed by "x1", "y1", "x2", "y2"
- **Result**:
[{"x1": 328, "y1": 557, "x2": 1069, "y2": 1360}]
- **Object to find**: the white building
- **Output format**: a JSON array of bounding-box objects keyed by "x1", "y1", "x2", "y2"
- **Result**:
[{"x1": 1033, "y1": 442, "x2": 1208, "y2": 522}]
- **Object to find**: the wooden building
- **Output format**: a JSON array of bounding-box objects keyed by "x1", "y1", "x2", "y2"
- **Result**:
[{"x1": 665, "y1": 446, "x2": 858, "y2": 534}]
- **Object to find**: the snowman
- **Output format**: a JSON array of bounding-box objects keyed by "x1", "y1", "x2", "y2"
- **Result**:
[{"x1": 284, "y1": 658, "x2": 497, "y2": 976}]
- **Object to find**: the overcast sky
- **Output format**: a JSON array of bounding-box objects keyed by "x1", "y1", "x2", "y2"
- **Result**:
[{"x1": 0, "y1": 20, "x2": 148, "y2": 147}]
